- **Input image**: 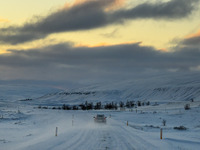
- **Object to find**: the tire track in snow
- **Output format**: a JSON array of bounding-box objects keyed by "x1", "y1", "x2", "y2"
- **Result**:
[
  {"x1": 66, "y1": 122, "x2": 111, "y2": 150},
  {"x1": 62, "y1": 116, "x2": 157, "y2": 150},
  {"x1": 106, "y1": 118, "x2": 157, "y2": 150}
]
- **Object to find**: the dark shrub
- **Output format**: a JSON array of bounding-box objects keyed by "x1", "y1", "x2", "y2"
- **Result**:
[
  {"x1": 174, "y1": 126, "x2": 187, "y2": 130},
  {"x1": 162, "y1": 119, "x2": 166, "y2": 126},
  {"x1": 184, "y1": 104, "x2": 190, "y2": 110}
]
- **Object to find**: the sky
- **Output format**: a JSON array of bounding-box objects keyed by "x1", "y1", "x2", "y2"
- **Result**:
[{"x1": 0, "y1": 0, "x2": 200, "y2": 85}]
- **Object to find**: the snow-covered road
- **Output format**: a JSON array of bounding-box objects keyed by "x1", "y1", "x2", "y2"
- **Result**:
[
  {"x1": 1, "y1": 108, "x2": 200, "y2": 150},
  {"x1": 22, "y1": 112, "x2": 157, "y2": 150}
]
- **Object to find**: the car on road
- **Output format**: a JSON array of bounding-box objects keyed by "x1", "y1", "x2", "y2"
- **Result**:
[{"x1": 94, "y1": 114, "x2": 107, "y2": 123}]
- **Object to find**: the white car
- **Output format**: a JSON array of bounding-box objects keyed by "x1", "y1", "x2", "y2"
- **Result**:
[{"x1": 94, "y1": 114, "x2": 107, "y2": 123}]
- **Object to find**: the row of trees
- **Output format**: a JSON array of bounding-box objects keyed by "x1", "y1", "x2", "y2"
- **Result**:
[
  {"x1": 38, "y1": 100, "x2": 150, "y2": 111},
  {"x1": 120, "y1": 100, "x2": 150, "y2": 108}
]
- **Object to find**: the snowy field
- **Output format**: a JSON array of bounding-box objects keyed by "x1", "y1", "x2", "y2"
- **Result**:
[{"x1": 1, "y1": 101, "x2": 200, "y2": 150}]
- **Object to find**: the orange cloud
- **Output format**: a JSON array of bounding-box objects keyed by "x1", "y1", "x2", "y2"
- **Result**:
[
  {"x1": 105, "y1": 0, "x2": 126, "y2": 11},
  {"x1": 74, "y1": 42, "x2": 110, "y2": 48},
  {"x1": 75, "y1": 41, "x2": 140, "y2": 48},
  {"x1": 0, "y1": 49, "x2": 10, "y2": 54},
  {"x1": 185, "y1": 29, "x2": 200, "y2": 39},
  {"x1": 0, "y1": 17, "x2": 9, "y2": 23},
  {"x1": 64, "y1": 0, "x2": 82, "y2": 7},
  {"x1": 72, "y1": 0, "x2": 90, "y2": 6},
  {"x1": 159, "y1": 48, "x2": 168, "y2": 52},
  {"x1": 63, "y1": 0, "x2": 94, "y2": 9},
  {"x1": 88, "y1": 42, "x2": 111, "y2": 47},
  {"x1": 63, "y1": 0, "x2": 126, "y2": 11}
]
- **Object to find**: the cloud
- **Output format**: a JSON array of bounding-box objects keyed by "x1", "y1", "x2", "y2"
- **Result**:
[
  {"x1": 100, "y1": 29, "x2": 118, "y2": 38},
  {"x1": 182, "y1": 29, "x2": 200, "y2": 46},
  {"x1": 0, "y1": 42, "x2": 200, "y2": 82},
  {"x1": 182, "y1": 36, "x2": 200, "y2": 46},
  {"x1": 112, "y1": 0, "x2": 199, "y2": 20},
  {"x1": 0, "y1": 0, "x2": 199, "y2": 44},
  {"x1": 0, "y1": 17, "x2": 9, "y2": 23}
]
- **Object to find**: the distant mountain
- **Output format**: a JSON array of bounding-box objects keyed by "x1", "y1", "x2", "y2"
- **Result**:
[
  {"x1": 24, "y1": 73, "x2": 200, "y2": 106},
  {"x1": 0, "y1": 80, "x2": 83, "y2": 102}
]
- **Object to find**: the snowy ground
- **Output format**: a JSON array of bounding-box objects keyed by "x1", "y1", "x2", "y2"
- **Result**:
[{"x1": 1, "y1": 101, "x2": 200, "y2": 150}]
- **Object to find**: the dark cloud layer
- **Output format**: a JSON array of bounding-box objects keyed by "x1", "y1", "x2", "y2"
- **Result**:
[
  {"x1": 0, "y1": 0, "x2": 199, "y2": 44},
  {"x1": 0, "y1": 43, "x2": 200, "y2": 81},
  {"x1": 113, "y1": 0, "x2": 199, "y2": 20},
  {"x1": 182, "y1": 36, "x2": 200, "y2": 46}
]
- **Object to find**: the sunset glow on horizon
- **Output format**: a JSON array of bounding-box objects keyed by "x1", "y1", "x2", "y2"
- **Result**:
[
  {"x1": 0, "y1": 0, "x2": 200, "y2": 50},
  {"x1": 0, "y1": 0, "x2": 200, "y2": 82}
]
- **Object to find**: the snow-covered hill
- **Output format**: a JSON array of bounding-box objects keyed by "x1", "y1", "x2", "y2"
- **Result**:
[{"x1": 24, "y1": 73, "x2": 200, "y2": 106}]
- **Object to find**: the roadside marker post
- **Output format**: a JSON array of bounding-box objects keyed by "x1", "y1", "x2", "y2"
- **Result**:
[
  {"x1": 127, "y1": 121, "x2": 128, "y2": 126},
  {"x1": 55, "y1": 127, "x2": 58, "y2": 136},
  {"x1": 160, "y1": 128, "x2": 162, "y2": 139}
]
